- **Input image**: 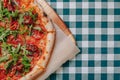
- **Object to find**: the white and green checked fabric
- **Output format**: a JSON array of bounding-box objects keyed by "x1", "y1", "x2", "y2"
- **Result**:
[{"x1": 45, "y1": 0, "x2": 120, "y2": 80}]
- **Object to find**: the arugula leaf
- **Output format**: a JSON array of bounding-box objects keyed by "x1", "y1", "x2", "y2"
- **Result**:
[
  {"x1": 2, "y1": 8, "x2": 11, "y2": 20},
  {"x1": 21, "y1": 45, "x2": 31, "y2": 72},
  {"x1": 10, "y1": 44, "x2": 21, "y2": 64},
  {"x1": 10, "y1": 30, "x2": 19, "y2": 38},
  {"x1": 18, "y1": 13, "x2": 24, "y2": 25},
  {"x1": 1, "y1": 42, "x2": 12, "y2": 53},
  {"x1": 7, "y1": 77, "x2": 11, "y2": 80},
  {"x1": 25, "y1": 9, "x2": 38, "y2": 21},
  {"x1": 19, "y1": 26, "x2": 27, "y2": 34},
  {"x1": 0, "y1": 0, "x2": 2, "y2": 11},
  {"x1": 28, "y1": 25, "x2": 33, "y2": 36},
  {"x1": 21, "y1": 45, "x2": 30, "y2": 55},
  {"x1": 11, "y1": 53, "x2": 19, "y2": 64},
  {"x1": 5, "y1": 60, "x2": 14, "y2": 73},
  {"x1": 0, "y1": 55, "x2": 10, "y2": 63},
  {"x1": 0, "y1": 28, "x2": 11, "y2": 42},
  {"x1": 2, "y1": 42, "x2": 21, "y2": 64},
  {"x1": 33, "y1": 27, "x2": 42, "y2": 31},
  {"x1": 0, "y1": 0, "x2": 3, "y2": 20},
  {"x1": 11, "y1": 10, "x2": 19, "y2": 18},
  {"x1": 15, "y1": 44, "x2": 21, "y2": 53},
  {"x1": 0, "y1": 27, "x2": 20, "y2": 42},
  {"x1": 0, "y1": 27, "x2": 5, "y2": 34},
  {"x1": 22, "y1": 56, "x2": 31, "y2": 72}
]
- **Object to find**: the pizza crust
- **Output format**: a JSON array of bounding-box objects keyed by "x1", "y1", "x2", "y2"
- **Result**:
[
  {"x1": 20, "y1": 21, "x2": 55, "y2": 80},
  {"x1": 19, "y1": 2, "x2": 55, "y2": 79}
]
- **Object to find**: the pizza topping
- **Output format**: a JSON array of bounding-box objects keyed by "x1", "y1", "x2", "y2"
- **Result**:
[
  {"x1": 0, "y1": 28, "x2": 10, "y2": 42},
  {"x1": 5, "y1": 60, "x2": 14, "y2": 73},
  {"x1": 23, "y1": 15, "x2": 33, "y2": 25},
  {"x1": 22, "y1": 56, "x2": 31, "y2": 72},
  {"x1": 16, "y1": 63, "x2": 23, "y2": 72},
  {"x1": 18, "y1": 13, "x2": 24, "y2": 25},
  {"x1": 3, "y1": 0, "x2": 19, "y2": 11},
  {"x1": 0, "y1": 69, "x2": 7, "y2": 79},
  {"x1": 33, "y1": 26, "x2": 42, "y2": 31},
  {"x1": 26, "y1": 44, "x2": 38, "y2": 52},
  {"x1": 3, "y1": 0, "x2": 8, "y2": 8},
  {"x1": 7, "y1": 2, "x2": 15, "y2": 11},
  {"x1": 10, "y1": 20, "x2": 19, "y2": 30},
  {"x1": 0, "y1": 55, "x2": 10, "y2": 63},
  {"x1": 0, "y1": 47, "x2": 1, "y2": 55},
  {"x1": 7, "y1": 35, "x2": 23, "y2": 45},
  {"x1": 32, "y1": 29, "x2": 44, "y2": 40},
  {"x1": 0, "y1": 0, "x2": 48, "y2": 79}
]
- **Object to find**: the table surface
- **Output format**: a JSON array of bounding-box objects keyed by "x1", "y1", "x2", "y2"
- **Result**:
[{"x1": 45, "y1": 0, "x2": 120, "y2": 80}]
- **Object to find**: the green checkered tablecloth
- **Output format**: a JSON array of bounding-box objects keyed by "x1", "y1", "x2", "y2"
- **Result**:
[{"x1": 45, "y1": 0, "x2": 120, "y2": 80}]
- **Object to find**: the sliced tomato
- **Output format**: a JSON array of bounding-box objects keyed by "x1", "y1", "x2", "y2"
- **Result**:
[
  {"x1": 0, "y1": 69, "x2": 6, "y2": 80},
  {"x1": 7, "y1": 35, "x2": 24, "y2": 45},
  {"x1": 10, "y1": 21, "x2": 19, "y2": 30},
  {"x1": 32, "y1": 30, "x2": 44, "y2": 40}
]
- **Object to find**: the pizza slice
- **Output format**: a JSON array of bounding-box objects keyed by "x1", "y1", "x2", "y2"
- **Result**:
[{"x1": 0, "y1": 0, "x2": 55, "y2": 80}]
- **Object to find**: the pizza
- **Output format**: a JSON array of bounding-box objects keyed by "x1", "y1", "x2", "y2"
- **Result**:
[{"x1": 0, "y1": 0, "x2": 55, "y2": 80}]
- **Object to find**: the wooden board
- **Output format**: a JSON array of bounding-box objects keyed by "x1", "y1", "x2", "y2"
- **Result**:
[{"x1": 36, "y1": 0, "x2": 76, "y2": 44}]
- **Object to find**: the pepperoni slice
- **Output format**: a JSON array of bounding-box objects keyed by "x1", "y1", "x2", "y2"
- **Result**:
[{"x1": 0, "y1": 69, "x2": 6, "y2": 80}]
